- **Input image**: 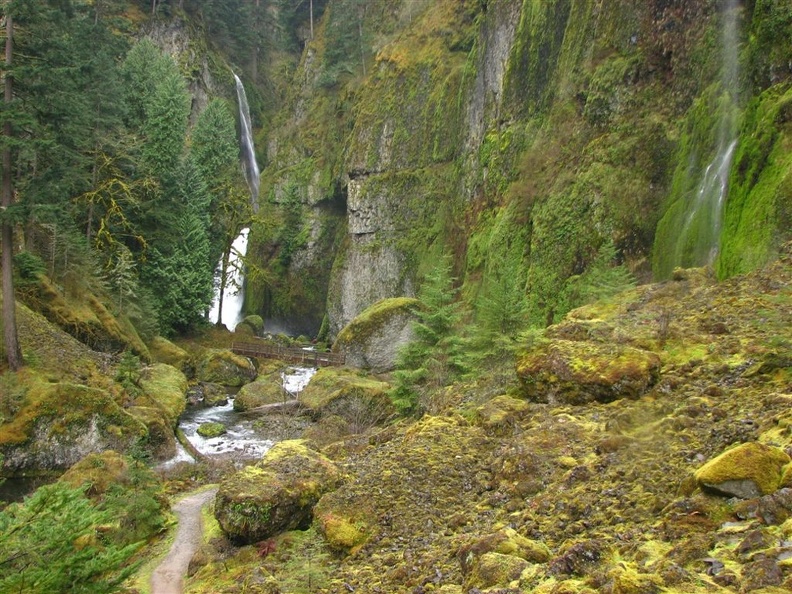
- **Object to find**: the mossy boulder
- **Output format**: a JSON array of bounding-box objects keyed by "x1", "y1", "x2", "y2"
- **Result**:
[
  {"x1": 694, "y1": 442, "x2": 791, "y2": 498},
  {"x1": 474, "y1": 395, "x2": 532, "y2": 435},
  {"x1": 195, "y1": 349, "x2": 257, "y2": 387},
  {"x1": 467, "y1": 551, "x2": 530, "y2": 589},
  {"x1": 332, "y1": 297, "x2": 419, "y2": 372},
  {"x1": 516, "y1": 339, "x2": 661, "y2": 404},
  {"x1": 197, "y1": 422, "x2": 227, "y2": 438},
  {"x1": 126, "y1": 406, "x2": 177, "y2": 460},
  {"x1": 236, "y1": 315, "x2": 265, "y2": 336},
  {"x1": 314, "y1": 510, "x2": 369, "y2": 552},
  {"x1": 459, "y1": 528, "x2": 552, "y2": 573},
  {"x1": 147, "y1": 336, "x2": 189, "y2": 371},
  {"x1": 214, "y1": 440, "x2": 343, "y2": 544},
  {"x1": 201, "y1": 382, "x2": 229, "y2": 407},
  {"x1": 299, "y1": 367, "x2": 393, "y2": 432},
  {"x1": 0, "y1": 377, "x2": 147, "y2": 473},
  {"x1": 234, "y1": 364, "x2": 289, "y2": 412},
  {"x1": 59, "y1": 450, "x2": 133, "y2": 494},
  {"x1": 136, "y1": 363, "x2": 187, "y2": 425}
]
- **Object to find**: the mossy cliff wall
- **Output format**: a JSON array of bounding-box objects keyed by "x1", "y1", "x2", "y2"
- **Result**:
[{"x1": 245, "y1": 0, "x2": 792, "y2": 336}]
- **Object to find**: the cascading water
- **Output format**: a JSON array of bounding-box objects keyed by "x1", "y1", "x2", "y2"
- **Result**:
[
  {"x1": 234, "y1": 73, "x2": 260, "y2": 212},
  {"x1": 208, "y1": 75, "x2": 261, "y2": 328},
  {"x1": 670, "y1": 0, "x2": 740, "y2": 269},
  {"x1": 208, "y1": 228, "x2": 249, "y2": 330}
]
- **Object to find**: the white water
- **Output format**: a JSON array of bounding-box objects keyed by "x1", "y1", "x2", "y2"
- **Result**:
[
  {"x1": 208, "y1": 228, "x2": 249, "y2": 330},
  {"x1": 673, "y1": 0, "x2": 740, "y2": 267},
  {"x1": 233, "y1": 73, "x2": 260, "y2": 212},
  {"x1": 160, "y1": 367, "x2": 317, "y2": 468}
]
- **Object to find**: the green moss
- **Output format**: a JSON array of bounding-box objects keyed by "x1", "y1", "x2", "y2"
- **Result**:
[
  {"x1": 334, "y1": 297, "x2": 419, "y2": 347},
  {"x1": 137, "y1": 363, "x2": 187, "y2": 426},
  {"x1": 695, "y1": 442, "x2": 791, "y2": 496},
  {"x1": 196, "y1": 422, "x2": 227, "y2": 438},
  {"x1": 717, "y1": 85, "x2": 792, "y2": 278}
]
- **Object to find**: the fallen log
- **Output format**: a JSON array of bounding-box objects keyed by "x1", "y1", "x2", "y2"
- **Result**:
[{"x1": 239, "y1": 399, "x2": 304, "y2": 416}]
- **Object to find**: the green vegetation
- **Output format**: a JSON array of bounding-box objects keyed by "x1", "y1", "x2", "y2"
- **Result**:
[{"x1": 0, "y1": 483, "x2": 140, "y2": 593}]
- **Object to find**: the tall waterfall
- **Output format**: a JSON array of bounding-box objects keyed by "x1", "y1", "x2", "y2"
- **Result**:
[
  {"x1": 234, "y1": 73, "x2": 260, "y2": 212},
  {"x1": 209, "y1": 75, "x2": 261, "y2": 329},
  {"x1": 671, "y1": 0, "x2": 740, "y2": 268}
]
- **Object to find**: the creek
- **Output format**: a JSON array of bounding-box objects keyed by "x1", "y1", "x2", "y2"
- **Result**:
[{"x1": 161, "y1": 366, "x2": 317, "y2": 468}]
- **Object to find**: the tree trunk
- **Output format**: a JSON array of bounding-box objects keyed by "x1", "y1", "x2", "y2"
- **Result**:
[
  {"x1": 215, "y1": 243, "x2": 231, "y2": 327},
  {"x1": 310, "y1": 0, "x2": 314, "y2": 40},
  {"x1": 2, "y1": 10, "x2": 22, "y2": 370}
]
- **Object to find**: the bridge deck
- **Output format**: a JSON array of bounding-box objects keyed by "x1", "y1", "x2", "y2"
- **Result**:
[{"x1": 231, "y1": 341, "x2": 345, "y2": 367}]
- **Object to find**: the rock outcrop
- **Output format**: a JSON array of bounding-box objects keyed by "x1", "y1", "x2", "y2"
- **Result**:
[{"x1": 695, "y1": 442, "x2": 791, "y2": 499}]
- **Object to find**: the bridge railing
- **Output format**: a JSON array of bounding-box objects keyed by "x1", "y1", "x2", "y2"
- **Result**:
[{"x1": 231, "y1": 341, "x2": 345, "y2": 367}]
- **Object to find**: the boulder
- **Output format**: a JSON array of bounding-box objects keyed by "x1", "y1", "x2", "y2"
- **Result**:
[
  {"x1": 474, "y1": 395, "x2": 531, "y2": 435},
  {"x1": 197, "y1": 422, "x2": 226, "y2": 438},
  {"x1": 195, "y1": 349, "x2": 256, "y2": 387},
  {"x1": 694, "y1": 442, "x2": 791, "y2": 499},
  {"x1": 0, "y1": 380, "x2": 147, "y2": 473},
  {"x1": 299, "y1": 367, "x2": 393, "y2": 432},
  {"x1": 467, "y1": 552, "x2": 530, "y2": 589},
  {"x1": 459, "y1": 528, "x2": 551, "y2": 579},
  {"x1": 236, "y1": 315, "x2": 265, "y2": 336},
  {"x1": 147, "y1": 336, "x2": 190, "y2": 371},
  {"x1": 126, "y1": 406, "x2": 177, "y2": 459},
  {"x1": 234, "y1": 376, "x2": 289, "y2": 412},
  {"x1": 516, "y1": 339, "x2": 661, "y2": 404},
  {"x1": 214, "y1": 440, "x2": 343, "y2": 543},
  {"x1": 332, "y1": 297, "x2": 419, "y2": 372},
  {"x1": 136, "y1": 363, "x2": 188, "y2": 425}
]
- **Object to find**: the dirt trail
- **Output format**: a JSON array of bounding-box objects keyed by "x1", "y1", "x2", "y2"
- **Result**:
[{"x1": 150, "y1": 487, "x2": 218, "y2": 594}]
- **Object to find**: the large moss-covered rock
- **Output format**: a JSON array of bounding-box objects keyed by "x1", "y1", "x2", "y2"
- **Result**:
[
  {"x1": 147, "y1": 336, "x2": 190, "y2": 371},
  {"x1": 695, "y1": 442, "x2": 791, "y2": 499},
  {"x1": 0, "y1": 377, "x2": 147, "y2": 473},
  {"x1": 136, "y1": 363, "x2": 187, "y2": 425},
  {"x1": 332, "y1": 297, "x2": 419, "y2": 372},
  {"x1": 474, "y1": 395, "x2": 532, "y2": 436},
  {"x1": 195, "y1": 349, "x2": 256, "y2": 387},
  {"x1": 234, "y1": 363, "x2": 289, "y2": 412},
  {"x1": 126, "y1": 406, "x2": 177, "y2": 460},
  {"x1": 214, "y1": 440, "x2": 343, "y2": 543},
  {"x1": 516, "y1": 339, "x2": 661, "y2": 405},
  {"x1": 299, "y1": 367, "x2": 393, "y2": 432},
  {"x1": 459, "y1": 527, "x2": 551, "y2": 588}
]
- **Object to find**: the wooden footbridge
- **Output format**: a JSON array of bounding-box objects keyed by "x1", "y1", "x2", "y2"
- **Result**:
[{"x1": 231, "y1": 341, "x2": 345, "y2": 367}]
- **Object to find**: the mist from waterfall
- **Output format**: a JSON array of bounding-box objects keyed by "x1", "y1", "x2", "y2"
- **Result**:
[
  {"x1": 672, "y1": 0, "x2": 740, "y2": 268},
  {"x1": 234, "y1": 73, "x2": 260, "y2": 212}
]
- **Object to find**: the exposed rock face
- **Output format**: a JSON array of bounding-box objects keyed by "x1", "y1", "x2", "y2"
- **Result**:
[
  {"x1": 214, "y1": 440, "x2": 343, "y2": 544},
  {"x1": 516, "y1": 339, "x2": 661, "y2": 404},
  {"x1": 332, "y1": 297, "x2": 419, "y2": 372},
  {"x1": 1, "y1": 383, "x2": 146, "y2": 473},
  {"x1": 695, "y1": 442, "x2": 791, "y2": 499}
]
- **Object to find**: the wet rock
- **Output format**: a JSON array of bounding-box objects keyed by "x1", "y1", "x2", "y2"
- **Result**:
[
  {"x1": 214, "y1": 440, "x2": 343, "y2": 544},
  {"x1": 694, "y1": 442, "x2": 790, "y2": 499},
  {"x1": 332, "y1": 297, "x2": 419, "y2": 373},
  {"x1": 201, "y1": 382, "x2": 229, "y2": 407},
  {"x1": 195, "y1": 349, "x2": 256, "y2": 387},
  {"x1": 516, "y1": 339, "x2": 661, "y2": 404},
  {"x1": 197, "y1": 422, "x2": 226, "y2": 438}
]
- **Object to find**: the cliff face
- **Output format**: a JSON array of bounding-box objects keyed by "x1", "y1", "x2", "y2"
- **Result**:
[{"x1": 247, "y1": 0, "x2": 792, "y2": 338}]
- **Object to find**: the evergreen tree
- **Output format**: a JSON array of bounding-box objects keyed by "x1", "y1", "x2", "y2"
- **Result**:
[
  {"x1": 390, "y1": 256, "x2": 468, "y2": 414},
  {"x1": 0, "y1": 483, "x2": 139, "y2": 593}
]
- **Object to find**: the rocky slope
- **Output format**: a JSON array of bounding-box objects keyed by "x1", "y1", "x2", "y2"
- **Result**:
[{"x1": 180, "y1": 247, "x2": 792, "y2": 593}]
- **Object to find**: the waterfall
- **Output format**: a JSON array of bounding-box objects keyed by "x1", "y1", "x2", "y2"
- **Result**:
[
  {"x1": 209, "y1": 228, "x2": 250, "y2": 330},
  {"x1": 234, "y1": 73, "x2": 260, "y2": 212},
  {"x1": 672, "y1": 0, "x2": 740, "y2": 268}
]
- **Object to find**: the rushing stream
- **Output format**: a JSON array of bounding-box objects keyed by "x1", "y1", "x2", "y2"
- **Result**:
[{"x1": 162, "y1": 366, "x2": 317, "y2": 467}]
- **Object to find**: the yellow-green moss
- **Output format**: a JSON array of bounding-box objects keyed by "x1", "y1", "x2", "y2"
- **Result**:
[
  {"x1": 137, "y1": 363, "x2": 187, "y2": 425},
  {"x1": 316, "y1": 512, "x2": 368, "y2": 551},
  {"x1": 333, "y1": 297, "x2": 420, "y2": 347},
  {"x1": 695, "y1": 442, "x2": 790, "y2": 496},
  {"x1": 147, "y1": 336, "x2": 189, "y2": 370}
]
